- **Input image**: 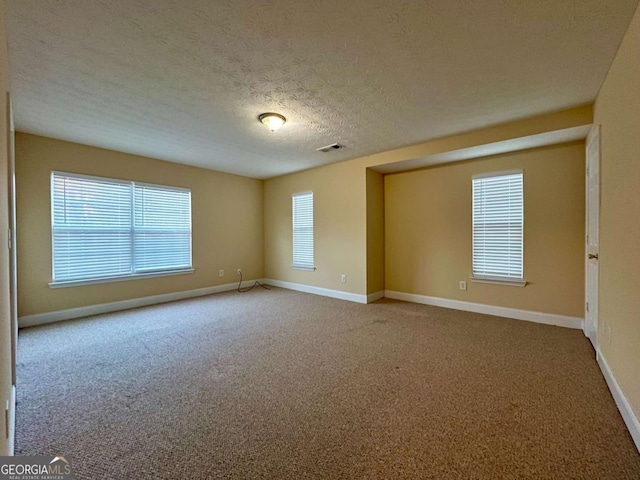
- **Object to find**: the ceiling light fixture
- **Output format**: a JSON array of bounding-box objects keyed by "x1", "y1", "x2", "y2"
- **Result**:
[{"x1": 258, "y1": 112, "x2": 286, "y2": 132}]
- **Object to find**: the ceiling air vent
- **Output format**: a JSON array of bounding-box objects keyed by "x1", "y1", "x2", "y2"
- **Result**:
[{"x1": 316, "y1": 143, "x2": 345, "y2": 153}]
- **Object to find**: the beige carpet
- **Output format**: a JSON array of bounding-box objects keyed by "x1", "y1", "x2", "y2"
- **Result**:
[{"x1": 16, "y1": 287, "x2": 640, "y2": 479}]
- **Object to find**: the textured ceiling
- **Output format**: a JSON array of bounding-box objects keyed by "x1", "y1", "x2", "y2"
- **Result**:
[{"x1": 5, "y1": 0, "x2": 639, "y2": 179}]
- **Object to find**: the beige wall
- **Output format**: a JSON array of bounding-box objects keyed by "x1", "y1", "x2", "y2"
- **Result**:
[
  {"x1": 0, "y1": 0, "x2": 13, "y2": 456},
  {"x1": 594, "y1": 3, "x2": 640, "y2": 417},
  {"x1": 264, "y1": 160, "x2": 367, "y2": 294},
  {"x1": 16, "y1": 133, "x2": 264, "y2": 316},
  {"x1": 263, "y1": 107, "x2": 592, "y2": 298},
  {"x1": 385, "y1": 143, "x2": 585, "y2": 317},
  {"x1": 366, "y1": 169, "x2": 384, "y2": 295}
]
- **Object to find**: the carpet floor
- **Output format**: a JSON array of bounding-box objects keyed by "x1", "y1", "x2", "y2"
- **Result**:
[{"x1": 15, "y1": 287, "x2": 640, "y2": 479}]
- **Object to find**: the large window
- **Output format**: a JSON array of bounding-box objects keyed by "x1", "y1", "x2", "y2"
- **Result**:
[
  {"x1": 292, "y1": 191, "x2": 314, "y2": 271},
  {"x1": 51, "y1": 172, "x2": 192, "y2": 285},
  {"x1": 472, "y1": 171, "x2": 524, "y2": 284}
]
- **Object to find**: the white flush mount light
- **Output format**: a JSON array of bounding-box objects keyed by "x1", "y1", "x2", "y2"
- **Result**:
[{"x1": 258, "y1": 112, "x2": 286, "y2": 132}]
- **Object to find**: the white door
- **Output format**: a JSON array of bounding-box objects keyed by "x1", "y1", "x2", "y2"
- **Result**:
[{"x1": 585, "y1": 125, "x2": 600, "y2": 350}]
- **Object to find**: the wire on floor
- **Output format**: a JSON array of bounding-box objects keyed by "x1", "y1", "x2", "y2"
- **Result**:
[{"x1": 237, "y1": 271, "x2": 271, "y2": 293}]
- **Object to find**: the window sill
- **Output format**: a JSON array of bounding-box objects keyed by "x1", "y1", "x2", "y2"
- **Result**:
[
  {"x1": 49, "y1": 268, "x2": 195, "y2": 289},
  {"x1": 291, "y1": 265, "x2": 316, "y2": 272},
  {"x1": 470, "y1": 276, "x2": 526, "y2": 287}
]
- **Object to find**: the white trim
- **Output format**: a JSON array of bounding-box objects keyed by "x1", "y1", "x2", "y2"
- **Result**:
[
  {"x1": 470, "y1": 276, "x2": 526, "y2": 287},
  {"x1": 384, "y1": 290, "x2": 583, "y2": 329},
  {"x1": 18, "y1": 280, "x2": 259, "y2": 328},
  {"x1": 472, "y1": 169, "x2": 523, "y2": 180},
  {"x1": 292, "y1": 190, "x2": 313, "y2": 197},
  {"x1": 597, "y1": 349, "x2": 640, "y2": 453},
  {"x1": 290, "y1": 265, "x2": 316, "y2": 272},
  {"x1": 52, "y1": 170, "x2": 190, "y2": 192},
  {"x1": 262, "y1": 279, "x2": 368, "y2": 304},
  {"x1": 6, "y1": 385, "x2": 15, "y2": 456},
  {"x1": 372, "y1": 125, "x2": 591, "y2": 175},
  {"x1": 49, "y1": 268, "x2": 195, "y2": 288},
  {"x1": 367, "y1": 291, "x2": 385, "y2": 303}
]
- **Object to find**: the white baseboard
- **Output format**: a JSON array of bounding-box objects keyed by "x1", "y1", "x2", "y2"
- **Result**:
[
  {"x1": 384, "y1": 290, "x2": 583, "y2": 329},
  {"x1": 18, "y1": 280, "x2": 259, "y2": 328},
  {"x1": 367, "y1": 291, "x2": 385, "y2": 303},
  {"x1": 262, "y1": 279, "x2": 368, "y2": 304},
  {"x1": 597, "y1": 349, "x2": 640, "y2": 453}
]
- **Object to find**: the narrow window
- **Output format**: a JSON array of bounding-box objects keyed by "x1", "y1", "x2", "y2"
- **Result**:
[
  {"x1": 472, "y1": 172, "x2": 523, "y2": 283},
  {"x1": 292, "y1": 192, "x2": 314, "y2": 271},
  {"x1": 51, "y1": 172, "x2": 192, "y2": 285}
]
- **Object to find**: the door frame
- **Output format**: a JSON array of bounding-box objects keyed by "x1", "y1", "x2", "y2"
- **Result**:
[
  {"x1": 584, "y1": 124, "x2": 600, "y2": 350},
  {"x1": 6, "y1": 92, "x2": 16, "y2": 384}
]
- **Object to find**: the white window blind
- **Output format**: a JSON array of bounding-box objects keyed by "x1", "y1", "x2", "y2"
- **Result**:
[
  {"x1": 292, "y1": 192, "x2": 314, "y2": 270},
  {"x1": 472, "y1": 172, "x2": 523, "y2": 281},
  {"x1": 52, "y1": 172, "x2": 191, "y2": 284},
  {"x1": 134, "y1": 183, "x2": 192, "y2": 273}
]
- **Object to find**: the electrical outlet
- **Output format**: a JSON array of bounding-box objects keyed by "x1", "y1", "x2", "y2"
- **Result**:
[
  {"x1": 237, "y1": 268, "x2": 242, "y2": 275},
  {"x1": 341, "y1": 274, "x2": 347, "y2": 283},
  {"x1": 219, "y1": 269, "x2": 224, "y2": 277},
  {"x1": 459, "y1": 281, "x2": 467, "y2": 291}
]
